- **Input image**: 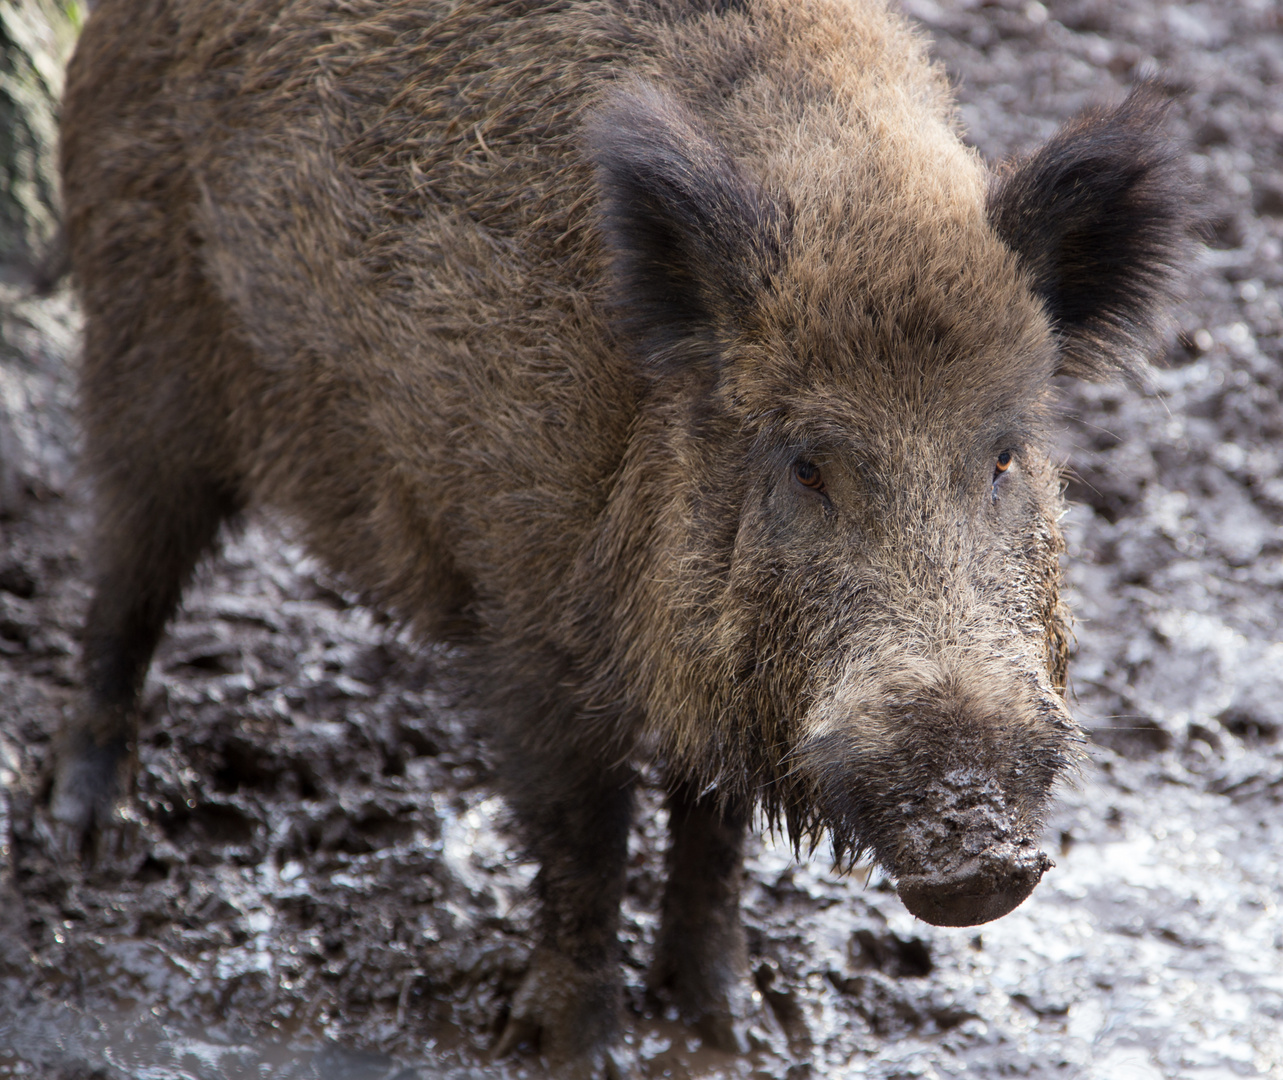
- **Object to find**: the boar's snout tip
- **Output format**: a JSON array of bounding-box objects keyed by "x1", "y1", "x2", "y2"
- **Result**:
[{"x1": 895, "y1": 846, "x2": 1053, "y2": 927}]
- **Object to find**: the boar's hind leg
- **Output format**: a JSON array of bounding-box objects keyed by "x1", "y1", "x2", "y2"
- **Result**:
[
  {"x1": 495, "y1": 741, "x2": 637, "y2": 1079},
  {"x1": 648, "y1": 781, "x2": 751, "y2": 1052},
  {"x1": 50, "y1": 458, "x2": 239, "y2": 858}
]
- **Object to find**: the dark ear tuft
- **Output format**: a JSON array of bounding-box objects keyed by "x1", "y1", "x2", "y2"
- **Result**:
[
  {"x1": 585, "y1": 81, "x2": 791, "y2": 372},
  {"x1": 987, "y1": 80, "x2": 1196, "y2": 381}
]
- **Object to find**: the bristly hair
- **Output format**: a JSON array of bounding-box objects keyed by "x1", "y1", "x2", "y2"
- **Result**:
[
  {"x1": 584, "y1": 80, "x2": 792, "y2": 374},
  {"x1": 986, "y1": 79, "x2": 1197, "y2": 382}
]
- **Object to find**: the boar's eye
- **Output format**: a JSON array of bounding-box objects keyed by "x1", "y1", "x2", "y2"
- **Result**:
[
  {"x1": 992, "y1": 451, "x2": 1014, "y2": 497},
  {"x1": 793, "y1": 460, "x2": 826, "y2": 494}
]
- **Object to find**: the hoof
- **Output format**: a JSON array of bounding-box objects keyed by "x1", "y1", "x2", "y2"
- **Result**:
[
  {"x1": 494, "y1": 947, "x2": 634, "y2": 1079},
  {"x1": 47, "y1": 733, "x2": 131, "y2": 864},
  {"x1": 648, "y1": 923, "x2": 752, "y2": 1054}
]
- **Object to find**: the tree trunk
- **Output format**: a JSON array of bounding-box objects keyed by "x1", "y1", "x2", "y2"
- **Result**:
[{"x1": 0, "y1": 0, "x2": 81, "y2": 280}]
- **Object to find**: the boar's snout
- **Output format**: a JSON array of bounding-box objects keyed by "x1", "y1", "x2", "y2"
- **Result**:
[
  {"x1": 887, "y1": 769, "x2": 1058, "y2": 927},
  {"x1": 793, "y1": 679, "x2": 1073, "y2": 928},
  {"x1": 895, "y1": 839, "x2": 1052, "y2": 927}
]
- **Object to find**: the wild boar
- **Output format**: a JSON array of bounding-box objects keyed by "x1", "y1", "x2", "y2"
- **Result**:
[{"x1": 53, "y1": 0, "x2": 1191, "y2": 1074}]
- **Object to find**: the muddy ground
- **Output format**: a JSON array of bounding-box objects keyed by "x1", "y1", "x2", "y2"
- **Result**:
[{"x1": 2, "y1": 1, "x2": 1283, "y2": 1077}]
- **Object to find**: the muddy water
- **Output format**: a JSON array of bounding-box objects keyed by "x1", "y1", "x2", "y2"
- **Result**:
[{"x1": 3, "y1": 0, "x2": 1283, "y2": 1077}]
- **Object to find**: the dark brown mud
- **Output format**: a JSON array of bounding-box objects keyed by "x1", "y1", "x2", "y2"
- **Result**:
[{"x1": 3, "y1": 1, "x2": 1283, "y2": 1077}]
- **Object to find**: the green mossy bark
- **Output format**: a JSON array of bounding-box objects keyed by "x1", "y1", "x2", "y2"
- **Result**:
[{"x1": 0, "y1": 0, "x2": 82, "y2": 270}]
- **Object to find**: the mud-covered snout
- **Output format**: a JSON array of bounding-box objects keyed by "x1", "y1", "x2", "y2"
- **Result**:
[
  {"x1": 794, "y1": 678, "x2": 1075, "y2": 928},
  {"x1": 896, "y1": 837, "x2": 1052, "y2": 927},
  {"x1": 798, "y1": 732, "x2": 1064, "y2": 927},
  {"x1": 886, "y1": 775, "x2": 1056, "y2": 927}
]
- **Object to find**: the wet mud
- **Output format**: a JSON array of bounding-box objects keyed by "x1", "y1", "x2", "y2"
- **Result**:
[{"x1": 2, "y1": 1, "x2": 1283, "y2": 1077}]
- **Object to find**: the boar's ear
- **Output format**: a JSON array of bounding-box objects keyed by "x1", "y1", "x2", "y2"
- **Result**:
[
  {"x1": 585, "y1": 82, "x2": 791, "y2": 372},
  {"x1": 987, "y1": 81, "x2": 1195, "y2": 381}
]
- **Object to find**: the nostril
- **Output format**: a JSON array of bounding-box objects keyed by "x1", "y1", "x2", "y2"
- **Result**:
[{"x1": 895, "y1": 848, "x2": 1052, "y2": 927}]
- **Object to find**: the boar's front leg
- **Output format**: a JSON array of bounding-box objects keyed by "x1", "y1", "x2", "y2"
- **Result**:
[
  {"x1": 648, "y1": 780, "x2": 751, "y2": 1052},
  {"x1": 495, "y1": 738, "x2": 637, "y2": 1079},
  {"x1": 50, "y1": 462, "x2": 238, "y2": 860}
]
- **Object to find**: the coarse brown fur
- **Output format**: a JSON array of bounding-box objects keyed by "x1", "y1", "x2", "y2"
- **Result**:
[{"x1": 55, "y1": 0, "x2": 1192, "y2": 1074}]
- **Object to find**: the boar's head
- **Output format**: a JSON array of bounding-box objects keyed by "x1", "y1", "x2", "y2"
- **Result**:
[{"x1": 584, "y1": 81, "x2": 1190, "y2": 926}]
